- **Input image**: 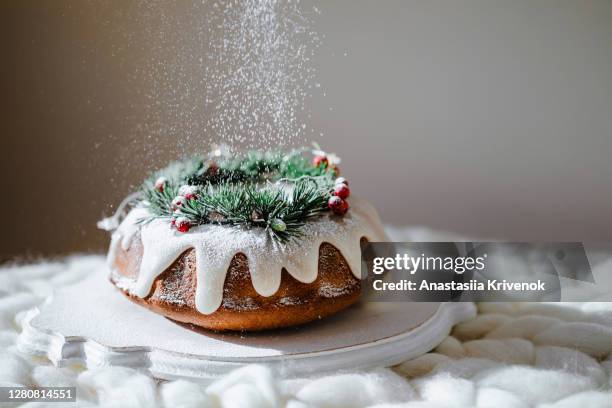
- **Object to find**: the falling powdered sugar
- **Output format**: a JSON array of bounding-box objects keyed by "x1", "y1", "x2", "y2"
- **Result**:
[{"x1": 203, "y1": 0, "x2": 321, "y2": 150}]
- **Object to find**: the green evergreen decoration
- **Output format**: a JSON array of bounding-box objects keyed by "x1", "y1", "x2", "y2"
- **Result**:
[{"x1": 137, "y1": 148, "x2": 346, "y2": 242}]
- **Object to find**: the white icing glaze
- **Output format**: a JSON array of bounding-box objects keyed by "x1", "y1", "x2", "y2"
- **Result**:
[
  {"x1": 105, "y1": 207, "x2": 150, "y2": 268},
  {"x1": 107, "y1": 197, "x2": 387, "y2": 315}
]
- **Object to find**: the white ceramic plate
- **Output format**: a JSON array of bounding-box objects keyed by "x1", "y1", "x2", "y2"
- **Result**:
[{"x1": 18, "y1": 266, "x2": 475, "y2": 381}]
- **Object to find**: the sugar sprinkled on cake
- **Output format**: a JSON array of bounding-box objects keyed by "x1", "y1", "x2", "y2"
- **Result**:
[{"x1": 108, "y1": 197, "x2": 387, "y2": 315}]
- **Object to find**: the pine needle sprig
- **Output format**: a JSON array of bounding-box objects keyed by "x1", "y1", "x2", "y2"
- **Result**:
[{"x1": 141, "y1": 181, "x2": 178, "y2": 218}]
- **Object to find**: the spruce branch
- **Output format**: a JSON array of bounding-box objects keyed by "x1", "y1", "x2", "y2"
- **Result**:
[{"x1": 137, "y1": 150, "x2": 340, "y2": 242}]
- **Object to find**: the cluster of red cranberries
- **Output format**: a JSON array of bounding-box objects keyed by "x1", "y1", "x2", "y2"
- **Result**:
[
  {"x1": 328, "y1": 177, "x2": 350, "y2": 215},
  {"x1": 154, "y1": 177, "x2": 197, "y2": 233},
  {"x1": 312, "y1": 154, "x2": 350, "y2": 216}
]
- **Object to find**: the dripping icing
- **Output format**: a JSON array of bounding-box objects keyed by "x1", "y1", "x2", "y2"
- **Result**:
[
  {"x1": 108, "y1": 197, "x2": 387, "y2": 314},
  {"x1": 105, "y1": 207, "x2": 150, "y2": 268}
]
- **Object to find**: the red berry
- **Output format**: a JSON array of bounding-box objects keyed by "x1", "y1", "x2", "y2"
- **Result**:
[
  {"x1": 333, "y1": 184, "x2": 350, "y2": 199},
  {"x1": 179, "y1": 185, "x2": 198, "y2": 200},
  {"x1": 335, "y1": 177, "x2": 348, "y2": 186},
  {"x1": 313, "y1": 155, "x2": 329, "y2": 168},
  {"x1": 208, "y1": 162, "x2": 219, "y2": 175},
  {"x1": 154, "y1": 177, "x2": 167, "y2": 192},
  {"x1": 328, "y1": 196, "x2": 349, "y2": 215},
  {"x1": 175, "y1": 217, "x2": 191, "y2": 233},
  {"x1": 171, "y1": 196, "x2": 187, "y2": 210}
]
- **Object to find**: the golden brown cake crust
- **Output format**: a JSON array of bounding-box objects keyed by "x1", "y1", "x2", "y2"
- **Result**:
[{"x1": 110, "y1": 235, "x2": 365, "y2": 331}]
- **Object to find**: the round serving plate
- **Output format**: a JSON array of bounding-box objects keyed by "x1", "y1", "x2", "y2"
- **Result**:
[{"x1": 17, "y1": 266, "x2": 475, "y2": 382}]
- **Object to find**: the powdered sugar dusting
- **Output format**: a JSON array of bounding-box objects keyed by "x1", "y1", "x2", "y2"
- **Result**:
[
  {"x1": 108, "y1": 197, "x2": 386, "y2": 314},
  {"x1": 278, "y1": 296, "x2": 305, "y2": 306},
  {"x1": 221, "y1": 296, "x2": 258, "y2": 312},
  {"x1": 203, "y1": 0, "x2": 321, "y2": 150},
  {"x1": 318, "y1": 283, "x2": 355, "y2": 299}
]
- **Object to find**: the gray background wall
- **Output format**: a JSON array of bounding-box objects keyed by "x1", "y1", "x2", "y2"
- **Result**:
[{"x1": 1, "y1": 0, "x2": 611, "y2": 261}]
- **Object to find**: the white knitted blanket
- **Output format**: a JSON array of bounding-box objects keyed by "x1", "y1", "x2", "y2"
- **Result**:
[{"x1": 2, "y1": 229, "x2": 612, "y2": 407}]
